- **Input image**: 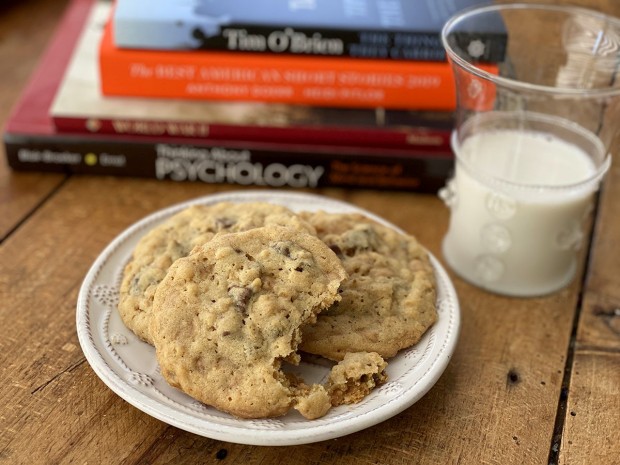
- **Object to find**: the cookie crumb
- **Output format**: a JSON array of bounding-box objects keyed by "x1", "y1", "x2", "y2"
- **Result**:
[
  {"x1": 294, "y1": 384, "x2": 332, "y2": 419},
  {"x1": 327, "y1": 352, "x2": 387, "y2": 406}
]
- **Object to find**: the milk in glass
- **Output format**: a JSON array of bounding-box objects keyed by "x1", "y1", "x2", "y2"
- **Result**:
[{"x1": 442, "y1": 128, "x2": 603, "y2": 296}]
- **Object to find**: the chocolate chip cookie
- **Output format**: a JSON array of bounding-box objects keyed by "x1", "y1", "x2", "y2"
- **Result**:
[
  {"x1": 150, "y1": 226, "x2": 346, "y2": 419},
  {"x1": 299, "y1": 211, "x2": 437, "y2": 361},
  {"x1": 118, "y1": 202, "x2": 312, "y2": 344}
]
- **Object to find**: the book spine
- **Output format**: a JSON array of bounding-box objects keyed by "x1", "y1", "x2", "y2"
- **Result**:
[
  {"x1": 117, "y1": 22, "x2": 450, "y2": 61},
  {"x1": 52, "y1": 116, "x2": 453, "y2": 150},
  {"x1": 100, "y1": 23, "x2": 469, "y2": 111},
  {"x1": 198, "y1": 26, "x2": 452, "y2": 62},
  {"x1": 4, "y1": 0, "x2": 94, "y2": 135},
  {"x1": 4, "y1": 133, "x2": 453, "y2": 192},
  {"x1": 115, "y1": 24, "x2": 507, "y2": 64}
]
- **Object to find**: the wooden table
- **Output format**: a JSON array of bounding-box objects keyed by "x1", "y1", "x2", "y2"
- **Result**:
[{"x1": 1, "y1": 1, "x2": 619, "y2": 464}]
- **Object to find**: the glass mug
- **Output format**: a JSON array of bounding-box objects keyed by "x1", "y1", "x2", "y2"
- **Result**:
[{"x1": 440, "y1": 4, "x2": 620, "y2": 296}]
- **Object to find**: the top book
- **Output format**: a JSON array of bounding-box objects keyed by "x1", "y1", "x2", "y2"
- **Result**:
[{"x1": 113, "y1": 0, "x2": 506, "y2": 62}]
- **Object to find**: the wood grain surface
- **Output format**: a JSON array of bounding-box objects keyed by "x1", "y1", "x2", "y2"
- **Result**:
[
  {"x1": 0, "y1": 0, "x2": 68, "y2": 241},
  {"x1": 0, "y1": 0, "x2": 619, "y2": 464}
]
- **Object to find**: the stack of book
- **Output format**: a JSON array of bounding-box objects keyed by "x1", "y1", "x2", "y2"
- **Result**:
[{"x1": 3, "y1": 0, "x2": 504, "y2": 191}]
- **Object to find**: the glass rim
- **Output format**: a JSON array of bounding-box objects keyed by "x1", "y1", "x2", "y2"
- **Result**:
[{"x1": 441, "y1": 2, "x2": 620, "y2": 98}]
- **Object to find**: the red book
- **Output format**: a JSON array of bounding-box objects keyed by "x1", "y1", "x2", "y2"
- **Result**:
[{"x1": 4, "y1": 0, "x2": 94, "y2": 136}]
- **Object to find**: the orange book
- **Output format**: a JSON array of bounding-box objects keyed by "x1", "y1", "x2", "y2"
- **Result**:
[{"x1": 100, "y1": 20, "x2": 463, "y2": 111}]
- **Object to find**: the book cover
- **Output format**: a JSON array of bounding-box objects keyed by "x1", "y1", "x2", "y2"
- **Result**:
[
  {"x1": 4, "y1": 0, "x2": 454, "y2": 192},
  {"x1": 52, "y1": 1, "x2": 453, "y2": 149},
  {"x1": 113, "y1": 0, "x2": 506, "y2": 62},
  {"x1": 102, "y1": 18, "x2": 495, "y2": 110}
]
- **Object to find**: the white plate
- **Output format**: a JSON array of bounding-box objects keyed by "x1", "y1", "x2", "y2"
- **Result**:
[{"x1": 76, "y1": 190, "x2": 460, "y2": 446}]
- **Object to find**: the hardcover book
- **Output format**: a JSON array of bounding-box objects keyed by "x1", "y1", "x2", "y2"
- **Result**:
[
  {"x1": 4, "y1": 0, "x2": 454, "y2": 192},
  {"x1": 113, "y1": 0, "x2": 506, "y2": 62},
  {"x1": 52, "y1": 1, "x2": 453, "y2": 149}
]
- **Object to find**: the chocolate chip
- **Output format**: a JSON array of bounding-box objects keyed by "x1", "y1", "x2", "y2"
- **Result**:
[
  {"x1": 272, "y1": 241, "x2": 292, "y2": 258},
  {"x1": 215, "y1": 448, "x2": 228, "y2": 460},
  {"x1": 344, "y1": 247, "x2": 357, "y2": 257},
  {"x1": 215, "y1": 217, "x2": 236, "y2": 230},
  {"x1": 329, "y1": 244, "x2": 343, "y2": 257},
  {"x1": 228, "y1": 286, "x2": 252, "y2": 315}
]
